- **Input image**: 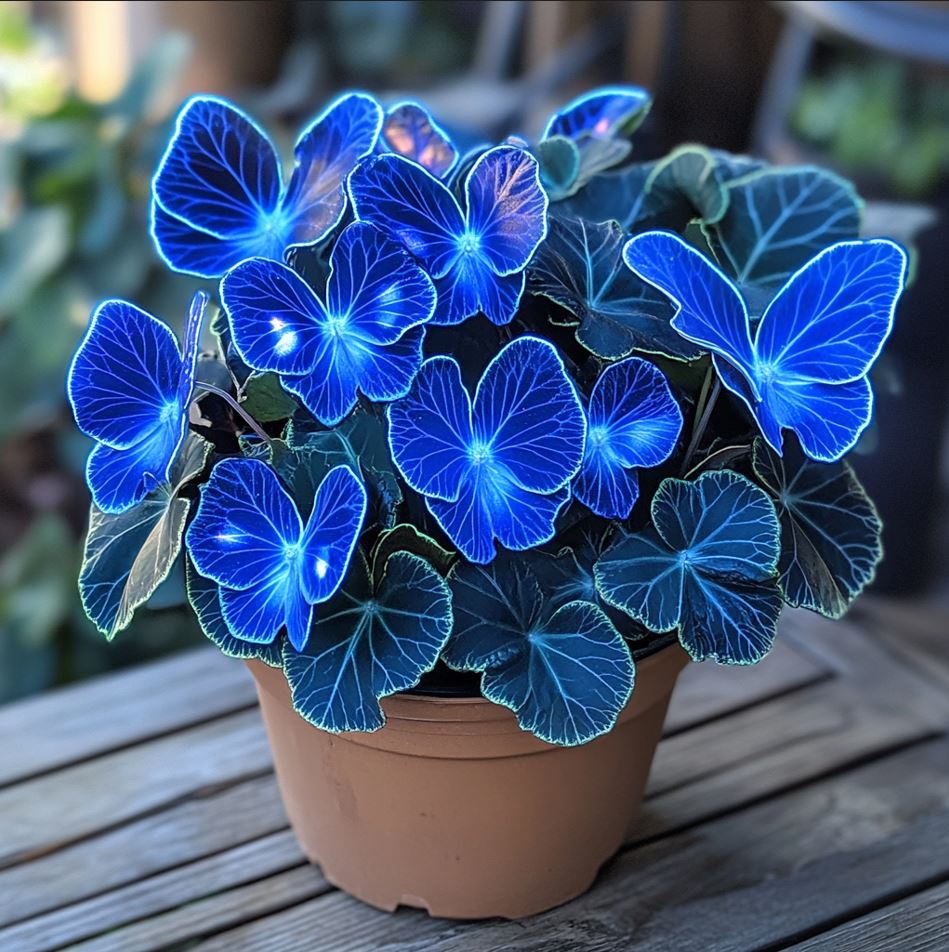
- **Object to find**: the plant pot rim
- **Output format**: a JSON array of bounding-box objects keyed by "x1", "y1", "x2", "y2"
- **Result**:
[{"x1": 249, "y1": 640, "x2": 689, "y2": 758}]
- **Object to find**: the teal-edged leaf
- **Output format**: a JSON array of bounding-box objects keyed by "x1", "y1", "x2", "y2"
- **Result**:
[
  {"x1": 641, "y1": 144, "x2": 730, "y2": 229},
  {"x1": 527, "y1": 214, "x2": 700, "y2": 360},
  {"x1": 371, "y1": 524, "x2": 454, "y2": 580},
  {"x1": 705, "y1": 166, "x2": 862, "y2": 307},
  {"x1": 558, "y1": 162, "x2": 654, "y2": 230},
  {"x1": 286, "y1": 406, "x2": 401, "y2": 526},
  {"x1": 752, "y1": 440, "x2": 882, "y2": 618},
  {"x1": 283, "y1": 552, "x2": 452, "y2": 733},
  {"x1": 535, "y1": 135, "x2": 581, "y2": 201},
  {"x1": 79, "y1": 433, "x2": 212, "y2": 639},
  {"x1": 445, "y1": 554, "x2": 634, "y2": 746},
  {"x1": 185, "y1": 558, "x2": 283, "y2": 666},
  {"x1": 240, "y1": 372, "x2": 299, "y2": 423},
  {"x1": 595, "y1": 470, "x2": 782, "y2": 665}
]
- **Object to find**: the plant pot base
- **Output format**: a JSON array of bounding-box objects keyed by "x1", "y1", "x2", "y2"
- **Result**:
[{"x1": 249, "y1": 644, "x2": 687, "y2": 919}]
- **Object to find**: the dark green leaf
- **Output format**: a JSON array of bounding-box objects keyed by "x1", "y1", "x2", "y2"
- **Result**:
[
  {"x1": 284, "y1": 552, "x2": 452, "y2": 732},
  {"x1": 79, "y1": 433, "x2": 211, "y2": 639},
  {"x1": 240, "y1": 372, "x2": 299, "y2": 423},
  {"x1": 535, "y1": 135, "x2": 581, "y2": 200},
  {"x1": 705, "y1": 166, "x2": 862, "y2": 306},
  {"x1": 527, "y1": 214, "x2": 699, "y2": 360},
  {"x1": 752, "y1": 440, "x2": 882, "y2": 618}
]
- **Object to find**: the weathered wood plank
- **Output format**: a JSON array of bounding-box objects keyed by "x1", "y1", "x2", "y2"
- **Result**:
[
  {"x1": 70, "y1": 865, "x2": 330, "y2": 952},
  {"x1": 0, "y1": 831, "x2": 307, "y2": 952},
  {"x1": 0, "y1": 774, "x2": 287, "y2": 929},
  {"x1": 786, "y1": 879, "x2": 949, "y2": 952},
  {"x1": 0, "y1": 708, "x2": 271, "y2": 870},
  {"x1": 0, "y1": 647, "x2": 254, "y2": 787},
  {"x1": 193, "y1": 739, "x2": 949, "y2": 952},
  {"x1": 664, "y1": 636, "x2": 826, "y2": 734}
]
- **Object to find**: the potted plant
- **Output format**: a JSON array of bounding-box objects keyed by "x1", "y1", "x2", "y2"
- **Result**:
[{"x1": 66, "y1": 87, "x2": 907, "y2": 919}]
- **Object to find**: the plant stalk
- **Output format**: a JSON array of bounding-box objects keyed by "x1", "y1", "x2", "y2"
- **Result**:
[{"x1": 194, "y1": 383, "x2": 273, "y2": 448}]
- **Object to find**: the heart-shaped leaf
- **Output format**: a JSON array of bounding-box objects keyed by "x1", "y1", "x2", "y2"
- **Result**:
[
  {"x1": 283, "y1": 551, "x2": 452, "y2": 732},
  {"x1": 444, "y1": 552, "x2": 635, "y2": 745},
  {"x1": 79, "y1": 433, "x2": 212, "y2": 639},
  {"x1": 240, "y1": 372, "x2": 299, "y2": 423},
  {"x1": 705, "y1": 167, "x2": 862, "y2": 309},
  {"x1": 752, "y1": 440, "x2": 882, "y2": 618},
  {"x1": 595, "y1": 470, "x2": 782, "y2": 664},
  {"x1": 535, "y1": 135, "x2": 581, "y2": 200},
  {"x1": 185, "y1": 558, "x2": 283, "y2": 666},
  {"x1": 528, "y1": 214, "x2": 699, "y2": 360}
]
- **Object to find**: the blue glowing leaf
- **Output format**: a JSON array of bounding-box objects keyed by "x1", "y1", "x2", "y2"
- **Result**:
[
  {"x1": 528, "y1": 216, "x2": 695, "y2": 360},
  {"x1": 151, "y1": 202, "x2": 261, "y2": 281},
  {"x1": 299, "y1": 464, "x2": 368, "y2": 603},
  {"x1": 186, "y1": 457, "x2": 302, "y2": 592},
  {"x1": 283, "y1": 552, "x2": 452, "y2": 732},
  {"x1": 464, "y1": 146, "x2": 548, "y2": 275},
  {"x1": 222, "y1": 258, "x2": 329, "y2": 377},
  {"x1": 68, "y1": 295, "x2": 208, "y2": 514},
  {"x1": 706, "y1": 166, "x2": 862, "y2": 298},
  {"x1": 624, "y1": 231, "x2": 905, "y2": 462},
  {"x1": 79, "y1": 434, "x2": 211, "y2": 639},
  {"x1": 445, "y1": 554, "x2": 634, "y2": 745},
  {"x1": 595, "y1": 471, "x2": 782, "y2": 664},
  {"x1": 752, "y1": 440, "x2": 882, "y2": 618},
  {"x1": 389, "y1": 338, "x2": 584, "y2": 563},
  {"x1": 348, "y1": 153, "x2": 465, "y2": 276},
  {"x1": 386, "y1": 355, "x2": 474, "y2": 501},
  {"x1": 574, "y1": 357, "x2": 683, "y2": 519},
  {"x1": 68, "y1": 300, "x2": 183, "y2": 450},
  {"x1": 85, "y1": 424, "x2": 184, "y2": 514},
  {"x1": 152, "y1": 96, "x2": 282, "y2": 242},
  {"x1": 543, "y1": 86, "x2": 651, "y2": 187},
  {"x1": 282, "y1": 92, "x2": 382, "y2": 249},
  {"x1": 186, "y1": 558, "x2": 283, "y2": 666},
  {"x1": 754, "y1": 240, "x2": 906, "y2": 383},
  {"x1": 623, "y1": 230, "x2": 758, "y2": 384},
  {"x1": 474, "y1": 337, "x2": 585, "y2": 494},
  {"x1": 221, "y1": 222, "x2": 434, "y2": 426},
  {"x1": 350, "y1": 147, "x2": 547, "y2": 326},
  {"x1": 152, "y1": 94, "x2": 381, "y2": 278},
  {"x1": 186, "y1": 457, "x2": 365, "y2": 650},
  {"x1": 380, "y1": 101, "x2": 458, "y2": 178},
  {"x1": 543, "y1": 86, "x2": 651, "y2": 143}
]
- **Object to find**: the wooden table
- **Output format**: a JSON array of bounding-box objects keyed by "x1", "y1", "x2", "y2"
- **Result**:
[{"x1": 1, "y1": 598, "x2": 947, "y2": 951}]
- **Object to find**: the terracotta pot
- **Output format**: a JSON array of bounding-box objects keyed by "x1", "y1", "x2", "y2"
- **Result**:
[{"x1": 248, "y1": 643, "x2": 688, "y2": 919}]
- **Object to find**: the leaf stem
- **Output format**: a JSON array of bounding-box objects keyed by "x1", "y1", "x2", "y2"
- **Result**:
[
  {"x1": 682, "y1": 442, "x2": 749, "y2": 481},
  {"x1": 681, "y1": 368, "x2": 721, "y2": 475},
  {"x1": 194, "y1": 383, "x2": 273, "y2": 448}
]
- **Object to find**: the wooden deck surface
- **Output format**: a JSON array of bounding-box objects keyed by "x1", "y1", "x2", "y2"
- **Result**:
[{"x1": 0, "y1": 598, "x2": 946, "y2": 951}]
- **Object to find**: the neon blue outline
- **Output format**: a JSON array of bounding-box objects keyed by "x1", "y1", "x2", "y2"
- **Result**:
[{"x1": 381, "y1": 99, "x2": 459, "y2": 178}]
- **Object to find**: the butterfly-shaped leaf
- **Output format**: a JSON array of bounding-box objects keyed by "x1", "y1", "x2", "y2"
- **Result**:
[
  {"x1": 283, "y1": 551, "x2": 451, "y2": 732},
  {"x1": 541, "y1": 85, "x2": 651, "y2": 192},
  {"x1": 348, "y1": 145, "x2": 548, "y2": 325},
  {"x1": 624, "y1": 230, "x2": 908, "y2": 462},
  {"x1": 186, "y1": 558, "x2": 283, "y2": 667},
  {"x1": 379, "y1": 101, "x2": 458, "y2": 178},
  {"x1": 151, "y1": 93, "x2": 383, "y2": 278},
  {"x1": 752, "y1": 440, "x2": 882, "y2": 618},
  {"x1": 595, "y1": 471, "x2": 782, "y2": 664},
  {"x1": 705, "y1": 167, "x2": 862, "y2": 306},
  {"x1": 387, "y1": 337, "x2": 586, "y2": 564},
  {"x1": 185, "y1": 457, "x2": 367, "y2": 650},
  {"x1": 574, "y1": 357, "x2": 683, "y2": 519},
  {"x1": 68, "y1": 292, "x2": 207, "y2": 514},
  {"x1": 444, "y1": 552, "x2": 634, "y2": 745},
  {"x1": 221, "y1": 221, "x2": 436, "y2": 426},
  {"x1": 79, "y1": 433, "x2": 211, "y2": 639},
  {"x1": 527, "y1": 215, "x2": 697, "y2": 360}
]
